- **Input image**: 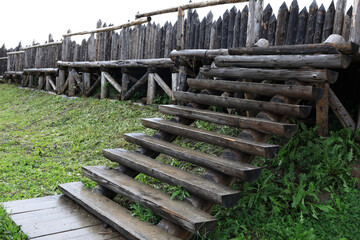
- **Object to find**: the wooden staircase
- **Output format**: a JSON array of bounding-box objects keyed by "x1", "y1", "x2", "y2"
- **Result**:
[{"x1": 56, "y1": 45, "x2": 346, "y2": 239}]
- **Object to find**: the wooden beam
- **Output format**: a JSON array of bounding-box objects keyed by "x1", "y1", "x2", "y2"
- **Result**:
[
  {"x1": 7, "y1": 51, "x2": 25, "y2": 55},
  {"x1": 85, "y1": 76, "x2": 101, "y2": 97},
  {"x1": 59, "y1": 76, "x2": 69, "y2": 95},
  {"x1": 154, "y1": 73, "x2": 173, "y2": 99},
  {"x1": 316, "y1": 82, "x2": 329, "y2": 136},
  {"x1": 23, "y1": 42, "x2": 62, "y2": 50},
  {"x1": 83, "y1": 73, "x2": 91, "y2": 95},
  {"x1": 136, "y1": 0, "x2": 249, "y2": 18},
  {"x1": 103, "y1": 71, "x2": 122, "y2": 94},
  {"x1": 187, "y1": 78, "x2": 324, "y2": 100},
  {"x1": 350, "y1": 0, "x2": 360, "y2": 45},
  {"x1": 173, "y1": 91, "x2": 312, "y2": 118},
  {"x1": 122, "y1": 72, "x2": 149, "y2": 100},
  {"x1": 63, "y1": 18, "x2": 151, "y2": 37},
  {"x1": 100, "y1": 72, "x2": 108, "y2": 99},
  {"x1": 57, "y1": 58, "x2": 174, "y2": 68},
  {"x1": 329, "y1": 87, "x2": 356, "y2": 130},
  {"x1": 215, "y1": 54, "x2": 351, "y2": 69},
  {"x1": 147, "y1": 73, "x2": 156, "y2": 104},
  {"x1": 200, "y1": 67, "x2": 339, "y2": 83}
]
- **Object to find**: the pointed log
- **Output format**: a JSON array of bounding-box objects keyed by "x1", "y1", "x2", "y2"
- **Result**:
[
  {"x1": 215, "y1": 17, "x2": 223, "y2": 48},
  {"x1": 233, "y1": 10, "x2": 241, "y2": 47},
  {"x1": 222, "y1": 10, "x2": 230, "y2": 48},
  {"x1": 240, "y1": 5, "x2": 249, "y2": 47},
  {"x1": 275, "y1": 2, "x2": 289, "y2": 45},
  {"x1": 342, "y1": 6, "x2": 353, "y2": 41},
  {"x1": 295, "y1": 7, "x2": 308, "y2": 44},
  {"x1": 285, "y1": 0, "x2": 299, "y2": 45},
  {"x1": 322, "y1": 1, "x2": 336, "y2": 42},
  {"x1": 267, "y1": 14, "x2": 277, "y2": 45},
  {"x1": 305, "y1": 0, "x2": 318, "y2": 43},
  {"x1": 333, "y1": 0, "x2": 347, "y2": 35},
  {"x1": 260, "y1": 4, "x2": 273, "y2": 39},
  {"x1": 228, "y1": 6, "x2": 237, "y2": 48},
  {"x1": 314, "y1": 4, "x2": 326, "y2": 43}
]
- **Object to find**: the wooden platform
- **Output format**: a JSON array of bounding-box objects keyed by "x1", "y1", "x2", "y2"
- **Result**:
[{"x1": 1, "y1": 195, "x2": 124, "y2": 240}]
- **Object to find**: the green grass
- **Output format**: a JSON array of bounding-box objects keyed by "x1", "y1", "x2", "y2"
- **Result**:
[{"x1": 1, "y1": 84, "x2": 360, "y2": 240}]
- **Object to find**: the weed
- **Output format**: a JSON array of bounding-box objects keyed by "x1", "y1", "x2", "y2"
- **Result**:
[{"x1": 130, "y1": 202, "x2": 161, "y2": 224}]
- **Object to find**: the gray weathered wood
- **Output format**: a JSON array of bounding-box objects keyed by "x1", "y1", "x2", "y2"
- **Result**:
[
  {"x1": 200, "y1": 67, "x2": 339, "y2": 83},
  {"x1": 59, "y1": 182, "x2": 180, "y2": 240},
  {"x1": 342, "y1": 6, "x2": 353, "y2": 41},
  {"x1": 147, "y1": 73, "x2": 156, "y2": 104},
  {"x1": 350, "y1": 0, "x2": 360, "y2": 45},
  {"x1": 233, "y1": 10, "x2": 242, "y2": 47},
  {"x1": 214, "y1": 54, "x2": 351, "y2": 69},
  {"x1": 83, "y1": 73, "x2": 91, "y2": 95},
  {"x1": 275, "y1": 2, "x2": 289, "y2": 45},
  {"x1": 259, "y1": 4, "x2": 273, "y2": 39},
  {"x1": 246, "y1": 0, "x2": 256, "y2": 46},
  {"x1": 329, "y1": 87, "x2": 356, "y2": 130},
  {"x1": 57, "y1": 58, "x2": 174, "y2": 68},
  {"x1": 85, "y1": 76, "x2": 101, "y2": 97},
  {"x1": 333, "y1": 0, "x2": 347, "y2": 35},
  {"x1": 314, "y1": 4, "x2": 326, "y2": 43},
  {"x1": 316, "y1": 82, "x2": 329, "y2": 136},
  {"x1": 122, "y1": 72, "x2": 149, "y2": 100},
  {"x1": 305, "y1": 0, "x2": 318, "y2": 43},
  {"x1": 173, "y1": 91, "x2": 312, "y2": 119},
  {"x1": 142, "y1": 118, "x2": 280, "y2": 158},
  {"x1": 68, "y1": 69, "x2": 76, "y2": 96},
  {"x1": 187, "y1": 78, "x2": 323, "y2": 100},
  {"x1": 38, "y1": 75, "x2": 45, "y2": 90},
  {"x1": 239, "y1": 5, "x2": 248, "y2": 47},
  {"x1": 121, "y1": 73, "x2": 130, "y2": 100},
  {"x1": 322, "y1": 1, "x2": 336, "y2": 42},
  {"x1": 100, "y1": 71, "x2": 108, "y2": 99},
  {"x1": 158, "y1": 105, "x2": 298, "y2": 138},
  {"x1": 103, "y1": 148, "x2": 241, "y2": 207},
  {"x1": 154, "y1": 73, "x2": 173, "y2": 99},
  {"x1": 103, "y1": 71, "x2": 122, "y2": 94},
  {"x1": 124, "y1": 132, "x2": 262, "y2": 179},
  {"x1": 82, "y1": 166, "x2": 217, "y2": 234},
  {"x1": 295, "y1": 7, "x2": 308, "y2": 45},
  {"x1": 285, "y1": 0, "x2": 299, "y2": 45}
]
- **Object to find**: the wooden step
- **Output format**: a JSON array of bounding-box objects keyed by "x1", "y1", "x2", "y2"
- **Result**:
[
  {"x1": 102, "y1": 148, "x2": 240, "y2": 208},
  {"x1": 200, "y1": 67, "x2": 338, "y2": 83},
  {"x1": 173, "y1": 91, "x2": 312, "y2": 119},
  {"x1": 214, "y1": 54, "x2": 351, "y2": 69},
  {"x1": 158, "y1": 105, "x2": 298, "y2": 138},
  {"x1": 141, "y1": 118, "x2": 279, "y2": 158},
  {"x1": 58, "y1": 182, "x2": 180, "y2": 240},
  {"x1": 82, "y1": 166, "x2": 217, "y2": 234},
  {"x1": 123, "y1": 133, "x2": 262, "y2": 181},
  {"x1": 187, "y1": 78, "x2": 324, "y2": 100}
]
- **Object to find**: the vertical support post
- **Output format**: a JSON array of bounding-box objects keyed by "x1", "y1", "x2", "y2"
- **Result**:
[
  {"x1": 176, "y1": 7, "x2": 185, "y2": 51},
  {"x1": 68, "y1": 69, "x2": 75, "y2": 96},
  {"x1": 147, "y1": 72, "x2": 156, "y2": 105},
  {"x1": 57, "y1": 69, "x2": 65, "y2": 94},
  {"x1": 172, "y1": 72, "x2": 179, "y2": 93},
  {"x1": 121, "y1": 70, "x2": 130, "y2": 100},
  {"x1": 38, "y1": 75, "x2": 44, "y2": 90},
  {"x1": 45, "y1": 75, "x2": 51, "y2": 91},
  {"x1": 100, "y1": 71, "x2": 108, "y2": 99},
  {"x1": 246, "y1": 0, "x2": 256, "y2": 47},
  {"x1": 83, "y1": 72, "x2": 91, "y2": 96},
  {"x1": 29, "y1": 75, "x2": 34, "y2": 88},
  {"x1": 21, "y1": 75, "x2": 26, "y2": 87},
  {"x1": 350, "y1": 0, "x2": 360, "y2": 45},
  {"x1": 316, "y1": 82, "x2": 329, "y2": 136}
]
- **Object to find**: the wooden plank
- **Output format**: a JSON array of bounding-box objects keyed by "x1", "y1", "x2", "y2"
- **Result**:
[
  {"x1": 154, "y1": 73, "x2": 173, "y2": 99},
  {"x1": 103, "y1": 148, "x2": 241, "y2": 207},
  {"x1": 173, "y1": 91, "x2": 312, "y2": 118},
  {"x1": 329, "y1": 87, "x2": 356, "y2": 130},
  {"x1": 32, "y1": 225, "x2": 122, "y2": 240},
  {"x1": 158, "y1": 105, "x2": 297, "y2": 137},
  {"x1": 322, "y1": 1, "x2": 336, "y2": 42},
  {"x1": 143, "y1": 117, "x2": 280, "y2": 159},
  {"x1": 82, "y1": 166, "x2": 217, "y2": 234},
  {"x1": 214, "y1": 54, "x2": 351, "y2": 69},
  {"x1": 305, "y1": 0, "x2": 318, "y2": 44},
  {"x1": 314, "y1": 4, "x2": 326, "y2": 43},
  {"x1": 187, "y1": 78, "x2": 324, "y2": 100},
  {"x1": 200, "y1": 67, "x2": 339, "y2": 83},
  {"x1": 316, "y1": 82, "x2": 329, "y2": 136},
  {"x1": 59, "y1": 182, "x2": 180, "y2": 240},
  {"x1": 103, "y1": 71, "x2": 122, "y2": 94},
  {"x1": 124, "y1": 132, "x2": 262, "y2": 180}
]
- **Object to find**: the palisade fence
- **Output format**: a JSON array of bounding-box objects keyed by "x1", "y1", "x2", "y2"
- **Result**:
[{"x1": 0, "y1": 0, "x2": 357, "y2": 75}]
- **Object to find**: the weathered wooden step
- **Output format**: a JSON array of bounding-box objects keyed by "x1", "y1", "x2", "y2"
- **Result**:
[
  {"x1": 102, "y1": 148, "x2": 240, "y2": 208},
  {"x1": 214, "y1": 54, "x2": 351, "y2": 69},
  {"x1": 82, "y1": 166, "x2": 217, "y2": 234},
  {"x1": 59, "y1": 182, "x2": 180, "y2": 240},
  {"x1": 173, "y1": 91, "x2": 312, "y2": 119},
  {"x1": 141, "y1": 118, "x2": 279, "y2": 158},
  {"x1": 158, "y1": 105, "x2": 298, "y2": 138},
  {"x1": 187, "y1": 78, "x2": 324, "y2": 100},
  {"x1": 124, "y1": 133, "x2": 262, "y2": 181},
  {"x1": 200, "y1": 67, "x2": 338, "y2": 83}
]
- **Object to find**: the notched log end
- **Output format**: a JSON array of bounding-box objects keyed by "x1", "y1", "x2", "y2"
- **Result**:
[
  {"x1": 243, "y1": 167, "x2": 263, "y2": 183},
  {"x1": 222, "y1": 192, "x2": 241, "y2": 208},
  {"x1": 312, "y1": 86, "x2": 325, "y2": 100},
  {"x1": 299, "y1": 105, "x2": 313, "y2": 118},
  {"x1": 283, "y1": 124, "x2": 298, "y2": 138}
]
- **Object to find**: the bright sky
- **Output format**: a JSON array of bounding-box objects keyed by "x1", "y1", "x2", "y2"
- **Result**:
[{"x1": 0, "y1": 0, "x2": 345, "y2": 49}]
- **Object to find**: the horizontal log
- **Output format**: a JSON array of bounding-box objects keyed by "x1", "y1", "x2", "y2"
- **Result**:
[
  {"x1": 214, "y1": 54, "x2": 351, "y2": 69},
  {"x1": 0, "y1": 57, "x2": 8, "y2": 60},
  {"x1": 85, "y1": 77, "x2": 101, "y2": 97},
  {"x1": 4, "y1": 71, "x2": 24, "y2": 75},
  {"x1": 173, "y1": 91, "x2": 312, "y2": 118},
  {"x1": 103, "y1": 148, "x2": 241, "y2": 207},
  {"x1": 23, "y1": 68, "x2": 58, "y2": 73},
  {"x1": 136, "y1": 0, "x2": 249, "y2": 18},
  {"x1": 103, "y1": 71, "x2": 122, "y2": 94},
  {"x1": 170, "y1": 49, "x2": 229, "y2": 64},
  {"x1": 122, "y1": 72, "x2": 149, "y2": 100},
  {"x1": 124, "y1": 133, "x2": 262, "y2": 180},
  {"x1": 6, "y1": 51, "x2": 25, "y2": 55},
  {"x1": 187, "y1": 78, "x2": 324, "y2": 100},
  {"x1": 59, "y1": 182, "x2": 180, "y2": 240},
  {"x1": 23, "y1": 41, "x2": 63, "y2": 50},
  {"x1": 63, "y1": 17, "x2": 151, "y2": 37},
  {"x1": 228, "y1": 42, "x2": 359, "y2": 55},
  {"x1": 329, "y1": 87, "x2": 356, "y2": 130},
  {"x1": 57, "y1": 58, "x2": 174, "y2": 68},
  {"x1": 82, "y1": 166, "x2": 217, "y2": 234},
  {"x1": 158, "y1": 105, "x2": 298, "y2": 138},
  {"x1": 200, "y1": 67, "x2": 339, "y2": 83},
  {"x1": 141, "y1": 118, "x2": 280, "y2": 158}
]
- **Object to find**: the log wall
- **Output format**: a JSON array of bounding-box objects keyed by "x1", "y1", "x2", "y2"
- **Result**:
[{"x1": 2, "y1": 0, "x2": 357, "y2": 73}]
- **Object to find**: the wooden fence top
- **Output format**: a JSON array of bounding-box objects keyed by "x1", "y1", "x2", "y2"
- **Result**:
[
  {"x1": 0, "y1": 57, "x2": 8, "y2": 60},
  {"x1": 23, "y1": 42, "x2": 63, "y2": 50},
  {"x1": 57, "y1": 58, "x2": 174, "y2": 68},
  {"x1": 7, "y1": 51, "x2": 25, "y2": 55}
]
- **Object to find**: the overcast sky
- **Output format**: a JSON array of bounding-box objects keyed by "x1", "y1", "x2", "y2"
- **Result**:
[{"x1": 0, "y1": 0, "x2": 345, "y2": 49}]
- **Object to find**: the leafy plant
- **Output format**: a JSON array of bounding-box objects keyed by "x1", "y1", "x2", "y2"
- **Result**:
[
  {"x1": 130, "y1": 202, "x2": 161, "y2": 224},
  {"x1": 169, "y1": 185, "x2": 190, "y2": 200}
]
